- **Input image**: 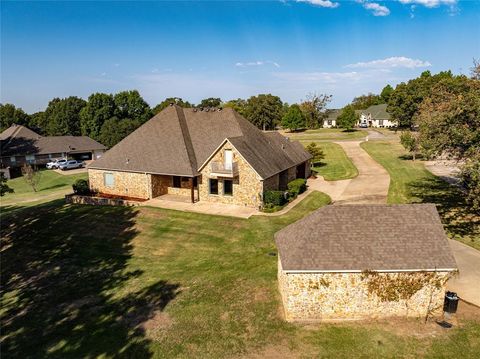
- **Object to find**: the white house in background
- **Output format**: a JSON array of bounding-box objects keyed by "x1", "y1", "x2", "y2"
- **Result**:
[
  {"x1": 358, "y1": 104, "x2": 397, "y2": 128},
  {"x1": 322, "y1": 109, "x2": 340, "y2": 128}
]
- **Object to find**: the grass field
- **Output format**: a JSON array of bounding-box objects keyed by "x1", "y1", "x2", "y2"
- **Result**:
[
  {"x1": 311, "y1": 142, "x2": 358, "y2": 180},
  {"x1": 361, "y1": 141, "x2": 480, "y2": 250},
  {"x1": 2, "y1": 191, "x2": 480, "y2": 358},
  {"x1": 0, "y1": 169, "x2": 87, "y2": 207},
  {"x1": 285, "y1": 128, "x2": 367, "y2": 142}
]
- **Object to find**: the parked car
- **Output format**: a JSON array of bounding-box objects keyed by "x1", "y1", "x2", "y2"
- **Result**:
[
  {"x1": 46, "y1": 158, "x2": 67, "y2": 169},
  {"x1": 359, "y1": 123, "x2": 368, "y2": 128},
  {"x1": 58, "y1": 160, "x2": 84, "y2": 171}
]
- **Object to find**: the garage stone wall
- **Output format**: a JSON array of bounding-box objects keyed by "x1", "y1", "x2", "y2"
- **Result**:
[
  {"x1": 199, "y1": 141, "x2": 263, "y2": 208},
  {"x1": 278, "y1": 258, "x2": 451, "y2": 322},
  {"x1": 89, "y1": 169, "x2": 150, "y2": 199}
]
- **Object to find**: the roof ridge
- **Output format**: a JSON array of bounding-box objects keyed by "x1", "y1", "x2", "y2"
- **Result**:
[{"x1": 175, "y1": 105, "x2": 198, "y2": 175}]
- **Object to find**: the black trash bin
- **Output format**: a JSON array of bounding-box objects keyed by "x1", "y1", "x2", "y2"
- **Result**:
[{"x1": 443, "y1": 291, "x2": 459, "y2": 313}]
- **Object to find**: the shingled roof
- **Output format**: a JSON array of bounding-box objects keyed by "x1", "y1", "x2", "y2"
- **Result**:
[
  {"x1": 90, "y1": 105, "x2": 312, "y2": 179},
  {"x1": 275, "y1": 204, "x2": 457, "y2": 272},
  {"x1": 0, "y1": 125, "x2": 105, "y2": 157},
  {"x1": 363, "y1": 104, "x2": 391, "y2": 120}
]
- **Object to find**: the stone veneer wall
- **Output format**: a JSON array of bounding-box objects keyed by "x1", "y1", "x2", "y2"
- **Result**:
[
  {"x1": 89, "y1": 169, "x2": 150, "y2": 199},
  {"x1": 278, "y1": 258, "x2": 451, "y2": 322},
  {"x1": 150, "y1": 174, "x2": 170, "y2": 197},
  {"x1": 199, "y1": 142, "x2": 263, "y2": 208}
]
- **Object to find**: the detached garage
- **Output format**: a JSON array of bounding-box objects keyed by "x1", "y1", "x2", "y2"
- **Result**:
[{"x1": 275, "y1": 204, "x2": 457, "y2": 322}]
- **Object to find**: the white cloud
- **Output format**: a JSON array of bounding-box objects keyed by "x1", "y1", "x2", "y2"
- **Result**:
[
  {"x1": 235, "y1": 61, "x2": 280, "y2": 68},
  {"x1": 363, "y1": 2, "x2": 390, "y2": 16},
  {"x1": 398, "y1": 0, "x2": 457, "y2": 8},
  {"x1": 296, "y1": 0, "x2": 340, "y2": 8},
  {"x1": 345, "y1": 56, "x2": 431, "y2": 69}
]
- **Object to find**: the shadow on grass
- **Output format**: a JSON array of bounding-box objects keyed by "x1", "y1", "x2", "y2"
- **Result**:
[
  {"x1": 1, "y1": 200, "x2": 180, "y2": 358},
  {"x1": 407, "y1": 176, "x2": 480, "y2": 241},
  {"x1": 40, "y1": 183, "x2": 70, "y2": 192}
]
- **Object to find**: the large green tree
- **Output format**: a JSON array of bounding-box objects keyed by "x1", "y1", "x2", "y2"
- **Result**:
[
  {"x1": 350, "y1": 93, "x2": 381, "y2": 110},
  {"x1": 281, "y1": 104, "x2": 305, "y2": 131},
  {"x1": 28, "y1": 112, "x2": 47, "y2": 134},
  {"x1": 198, "y1": 98, "x2": 222, "y2": 108},
  {"x1": 244, "y1": 94, "x2": 283, "y2": 131},
  {"x1": 98, "y1": 118, "x2": 142, "y2": 148},
  {"x1": 113, "y1": 90, "x2": 152, "y2": 124},
  {"x1": 336, "y1": 105, "x2": 359, "y2": 131},
  {"x1": 0, "y1": 104, "x2": 30, "y2": 132},
  {"x1": 45, "y1": 97, "x2": 87, "y2": 136},
  {"x1": 153, "y1": 98, "x2": 192, "y2": 114},
  {"x1": 79, "y1": 93, "x2": 115, "y2": 140},
  {"x1": 0, "y1": 173, "x2": 14, "y2": 196},
  {"x1": 223, "y1": 98, "x2": 247, "y2": 117},
  {"x1": 300, "y1": 93, "x2": 331, "y2": 129},
  {"x1": 380, "y1": 85, "x2": 394, "y2": 103}
]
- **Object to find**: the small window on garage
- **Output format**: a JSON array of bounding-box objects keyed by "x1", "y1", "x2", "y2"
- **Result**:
[
  {"x1": 172, "y1": 176, "x2": 181, "y2": 188},
  {"x1": 209, "y1": 179, "x2": 218, "y2": 195},
  {"x1": 223, "y1": 180, "x2": 233, "y2": 196},
  {"x1": 104, "y1": 173, "x2": 114, "y2": 187},
  {"x1": 25, "y1": 154, "x2": 35, "y2": 163}
]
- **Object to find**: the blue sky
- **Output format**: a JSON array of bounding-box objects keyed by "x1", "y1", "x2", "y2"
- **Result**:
[{"x1": 1, "y1": 0, "x2": 479, "y2": 112}]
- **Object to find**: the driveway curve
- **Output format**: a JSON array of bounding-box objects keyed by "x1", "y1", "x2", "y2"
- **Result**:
[{"x1": 308, "y1": 141, "x2": 390, "y2": 204}]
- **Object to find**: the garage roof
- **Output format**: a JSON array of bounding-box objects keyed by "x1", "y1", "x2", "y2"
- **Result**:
[{"x1": 275, "y1": 204, "x2": 457, "y2": 272}]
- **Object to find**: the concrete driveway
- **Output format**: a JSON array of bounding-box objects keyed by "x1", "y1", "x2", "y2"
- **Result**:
[
  {"x1": 308, "y1": 141, "x2": 390, "y2": 204},
  {"x1": 447, "y1": 240, "x2": 480, "y2": 307}
]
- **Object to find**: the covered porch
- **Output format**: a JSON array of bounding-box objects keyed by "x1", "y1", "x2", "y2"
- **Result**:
[{"x1": 149, "y1": 174, "x2": 199, "y2": 203}]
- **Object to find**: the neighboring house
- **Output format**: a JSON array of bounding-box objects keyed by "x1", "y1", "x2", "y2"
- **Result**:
[
  {"x1": 358, "y1": 104, "x2": 397, "y2": 128},
  {"x1": 322, "y1": 109, "x2": 340, "y2": 128},
  {"x1": 88, "y1": 104, "x2": 312, "y2": 207},
  {"x1": 0, "y1": 124, "x2": 106, "y2": 178},
  {"x1": 275, "y1": 204, "x2": 457, "y2": 322}
]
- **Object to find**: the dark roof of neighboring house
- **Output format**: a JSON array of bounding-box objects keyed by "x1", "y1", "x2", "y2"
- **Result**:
[
  {"x1": 0, "y1": 124, "x2": 106, "y2": 157},
  {"x1": 89, "y1": 105, "x2": 312, "y2": 179},
  {"x1": 275, "y1": 204, "x2": 457, "y2": 272},
  {"x1": 325, "y1": 109, "x2": 341, "y2": 121},
  {"x1": 362, "y1": 104, "x2": 391, "y2": 120}
]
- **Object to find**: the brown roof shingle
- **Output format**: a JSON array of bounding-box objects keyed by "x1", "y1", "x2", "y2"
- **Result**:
[
  {"x1": 275, "y1": 204, "x2": 457, "y2": 272},
  {"x1": 90, "y1": 105, "x2": 311, "y2": 179}
]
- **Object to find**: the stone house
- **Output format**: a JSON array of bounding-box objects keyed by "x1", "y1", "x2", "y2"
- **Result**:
[
  {"x1": 88, "y1": 104, "x2": 311, "y2": 207},
  {"x1": 0, "y1": 124, "x2": 106, "y2": 178},
  {"x1": 275, "y1": 204, "x2": 457, "y2": 322}
]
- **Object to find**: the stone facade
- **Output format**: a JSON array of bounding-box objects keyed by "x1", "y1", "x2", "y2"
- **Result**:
[
  {"x1": 278, "y1": 258, "x2": 451, "y2": 322},
  {"x1": 199, "y1": 141, "x2": 263, "y2": 208},
  {"x1": 89, "y1": 169, "x2": 150, "y2": 199}
]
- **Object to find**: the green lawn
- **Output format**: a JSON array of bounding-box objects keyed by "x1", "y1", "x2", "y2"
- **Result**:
[
  {"x1": 285, "y1": 128, "x2": 367, "y2": 142},
  {"x1": 0, "y1": 169, "x2": 87, "y2": 207},
  {"x1": 361, "y1": 141, "x2": 480, "y2": 250},
  {"x1": 2, "y1": 192, "x2": 479, "y2": 358},
  {"x1": 309, "y1": 142, "x2": 358, "y2": 180}
]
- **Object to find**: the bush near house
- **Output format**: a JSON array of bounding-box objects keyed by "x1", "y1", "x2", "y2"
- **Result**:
[
  {"x1": 264, "y1": 190, "x2": 288, "y2": 207},
  {"x1": 263, "y1": 179, "x2": 308, "y2": 212},
  {"x1": 287, "y1": 178, "x2": 307, "y2": 198},
  {"x1": 72, "y1": 179, "x2": 90, "y2": 195}
]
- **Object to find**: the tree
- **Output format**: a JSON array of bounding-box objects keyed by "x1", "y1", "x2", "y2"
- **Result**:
[
  {"x1": 21, "y1": 163, "x2": 41, "y2": 192},
  {"x1": 336, "y1": 105, "x2": 359, "y2": 131},
  {"x1": 0, "y1": 103, "x2": 30, "y2": 132},
  {"x1": 99, "y1": 117, "x2": 141, "y2": 148},
  {"x1": 153, "y1": 98, "x2": 192, "y2": 114},
  {"x1": 281, "y1": 104, "x2": 305, "y2": 131},
  {"x1": 223, "y1": 98, "x2": 247, "y2": 117},
  {"x1": 351, "y1": 93, "x2": 381, "y2": 110},
  {"x1": 380, "y1": 85, "x2": 394, "y2": 103},
  {"x1": 471, "y1": 58, "x2": 480, "y2": 80},
  {"x1": 387, "y1": 70, "x2": 454, "y2": 128},
  {"x1": 400, "y1": 131, "x2": 420, "y2": 161},
  {"x1": 300, "y1": 93, "x2": 332, "y2": 129},
  {"x1": 198, "y1": 98, "x2": 222, "y2": 108},
  {"x1": 244, "y1": 94, "x2": 283, "y2": 131},
  {"x1": 0, "y1": 173, "x2": 14, "y2": 196},
  {"x1": 28, "y1": 111, "x2": 47, "y2": 134},
  {"x1": 79, "y1": 93, "x2": 115, "y2": 140},
  {"x1": 305, "y1": 142, "x2": 325, "y2": 165},
  {"x1": 460, "y1": 150, "x2": 480, "y2": 211},
  {"x1": 45, "y1": 97, "x2": 87, "y2": 136},
  {"x1": 113, "y1": 90, "x2": 152, "y2": 124}
]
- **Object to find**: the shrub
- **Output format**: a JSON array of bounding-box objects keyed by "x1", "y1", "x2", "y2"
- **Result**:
[
  {"x1": 287, "y1": 178, "x2": 307, "y2": 197},
  {"x1": 264, "y1": 190, "x2": 288, "y2": 207},
  {"x1": 72, "y1": 179, "x2": 90, "y2": 195}
]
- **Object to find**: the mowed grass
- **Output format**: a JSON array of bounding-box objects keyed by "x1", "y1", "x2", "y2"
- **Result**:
[
  {"x1": 361, "y1": 141, "x2": 480, "y2": 250},
  {"x1": 284, "y1": 128, "x2": 366, "y2": 142},
  {"x1": 309, "y1": 142, "x2": 358, "y2": 180},
  {"x1": 2, "y1": 192, "x2": 480, "y2": 358},
  {"x1": 0, "y1": 169, "x2": 87, "y2": 207}
]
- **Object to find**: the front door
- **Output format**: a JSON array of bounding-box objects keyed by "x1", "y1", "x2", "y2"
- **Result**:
[{"x1": 224, "y1": 150, "x2": 233, "y2": 170}]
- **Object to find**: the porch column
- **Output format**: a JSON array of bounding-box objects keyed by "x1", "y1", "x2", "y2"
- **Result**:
[{"x1": 190, "y1": 177, "x2": 195, "y2": 203}]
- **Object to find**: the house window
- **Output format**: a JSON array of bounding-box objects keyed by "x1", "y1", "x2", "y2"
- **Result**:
[
  {"x1": 10, "y1": 156, "x2": 16, "y2": 164},
  {"x1": 209, "y1": 179, "x2": 218, "y2": 195},
  {"x1": 172, "y1": 176, "x2": 181, "y2": 188},
  {"x1": 223, "y1": 180, "x2": 233, "y2": 196},
  {"x1": 25, "y1": 154, "x2": 35, "y2": 163},
  {"x1": 104, "y1": 173, "x2": 114, "y2": 187},
  {"x1": 327, "y1": 120, "x2": 332, "y2": 126}
]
